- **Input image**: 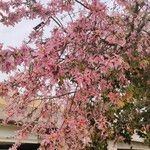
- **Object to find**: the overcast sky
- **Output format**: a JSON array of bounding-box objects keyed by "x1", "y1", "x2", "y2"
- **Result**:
[{"x1": 0, "y1": 19, "x2": 41, "y2": 47}]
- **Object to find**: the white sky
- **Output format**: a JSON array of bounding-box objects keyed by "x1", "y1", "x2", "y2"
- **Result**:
[{"x1": 0, "y1": 19, "x2": 41, "y2": 47}]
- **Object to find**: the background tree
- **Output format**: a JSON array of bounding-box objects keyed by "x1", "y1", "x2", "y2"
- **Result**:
[{"x1": 0, "y1": 0, "x2": 149, "y2": 149}]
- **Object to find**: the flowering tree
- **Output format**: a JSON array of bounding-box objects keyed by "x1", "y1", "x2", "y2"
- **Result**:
[{"x1": 0, "y1": 0, "x2": 149, "y2": 149}]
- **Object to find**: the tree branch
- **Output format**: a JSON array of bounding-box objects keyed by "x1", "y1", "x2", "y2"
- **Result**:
[
  {"x1": 34, "y1": 91, "x2": 76, "y2": 101},
  {"x1": 75, "y1": 0, "x2": 89, "y2": 10}
]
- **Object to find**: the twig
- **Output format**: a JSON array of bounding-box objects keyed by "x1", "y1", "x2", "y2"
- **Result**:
[
  {"x1": 34, "y1": 91, "x2": 76, "y2": 101},
  {"x1": 75, "y1": 0, "x2": 89, "y2": 10},
  {"x1": 51, "y1": 16, "x2": 67, "y2": 33}
]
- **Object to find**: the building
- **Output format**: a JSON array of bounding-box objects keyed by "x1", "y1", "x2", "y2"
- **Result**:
[
  {"x1": 0, "y1": 98, "x2": 39, "y2": 150},
  {"x1": 108, "y1": 134, "x2": 150, "y2": 150},
  {"x1": 0, "y1": 97, "x2": 149, "y2": 150}
]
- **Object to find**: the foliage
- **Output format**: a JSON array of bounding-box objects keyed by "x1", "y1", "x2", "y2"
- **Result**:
[{"x1": 0, "y1": 0, "x2": 149, "y2": 149}]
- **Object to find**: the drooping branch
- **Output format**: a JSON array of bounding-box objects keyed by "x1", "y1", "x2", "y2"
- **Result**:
[
  {"x1": 74, "y1": 0, "x2": 89, "y2": 10},
  {"x1": 34, "y1": 90, "x2": 77, "y2": 101}
]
